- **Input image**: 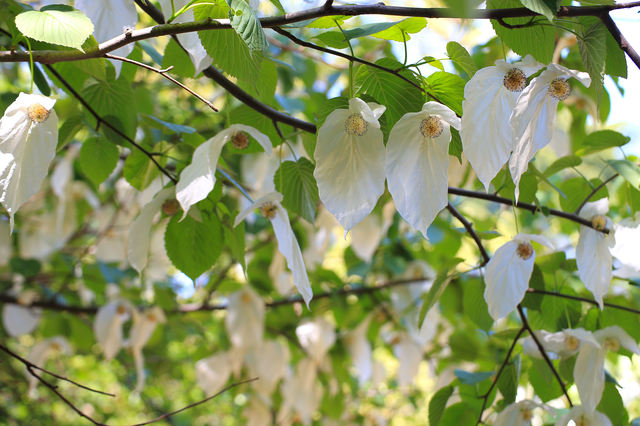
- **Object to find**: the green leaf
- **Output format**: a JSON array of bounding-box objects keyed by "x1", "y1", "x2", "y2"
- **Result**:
[
  {"x1": 354, "y1": 57, "x2": 424, "y2": 129},
  {"x1": 428, "y1": 385, "x2": 454, "y2": 426},
  {"x1": 81, "y1": 77, "x2": 137, "y2": 139},
  {"x1": 519, "y1": 0, "x2": 559, "y2": 22},
  {"x1": 528, "y1": 358, "x2": 564, "y2": 402},
  {"x1": 449, "y1": 128, "x2": 463, "y2": 163},
  {"x1": 196, "y1": 5, "x2": 261, "y2": 83},
  {"x1": 269, "y1": 0, "x2": 285, "y2": 13},
  {"x1": 543, "y1": 155, "x2": 582, "y2": 177},
  {"x1": 165, "y1": 212, "x2": 223, "y2": 280},
  {"x1": 78, "y1": 138, "x2": 119, "y2": 186},
  {"x1": 419, "y1": 268, "x2": 455, "y2": 326},
  {"x1": 446, "y1": 41, "x2": 477, "y2": 78},
  {"x1": 578, "y1": 19, "x2": 607, "y2": 104},
  {"x1": 123, "y1": 147, "x2": 159, "y2": 191},
  {"x1": 316, "y1": 96, "x2": 349, "y2": 127},
  {"x1": 487, "y1": 0, "x2": 556, "y2": 63},
  {"x1": 462, "y1": 280, "x2": 493, "y2": 331},
  {"x1": 57, "y1": 114, "x2": 84, "y2": 150},
  {"x1": 454, "y1": 369, "x2": 493, "y2": 385},
  {"x1": 230, "y1": 105, "x2": 291, "y2": 146},
  {"x1": 227, "y1": 0, "x2": 267, "y2": 51},
  {"x1": 597, "y1": 382, "x2": 629, "y2": 426},
  {"x1": 423, "y1": 56, "x2": 445, "y2": 71},
  {"x1": 162, "y1": 37, "x2": 195, "y2": 78},
  {"x1": 576, "y1": 129, "x2": 630, "y2": 155},
  {"x1": 32, "y1": 64, "x2": 50, "y2": 96},
  {"x1": 274, "y1": 158, "x2": 319, "y2": 223},
  {"x1": 371, "y1": 17, "x2": 427, "y2": 42},
  {"x1": 558, "y1": 177, "x2": 608, "y2": 213},
  {"x1": 607, "y1": 159, "x2": 640, "y2": 188},
  {"x1": 496, "y1": 357, "x2": 519, "y2": 404},
  {"x1": 224, "y1": 219, "x2": 245, "y2": 269},
  {"x1": 424, "y1": 72, "x2": 465, "y2": 116},
  {"x1": 15, "y1": 5, "x2": 93, "y2": 49},
  {"x1": 605, "y1": 28, "x2": 627, "y2": 78},
  {"x1": 440, "y1": 402, "x2": 477, "y2": 426}
]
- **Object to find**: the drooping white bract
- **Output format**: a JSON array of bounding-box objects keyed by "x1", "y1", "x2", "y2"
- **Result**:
[
  {"x1": 344, "y1": 316, "x2": 373, "y2": 385},
  {"x1": 0, "y1": 93, "x2": 58, "y2": 229},
  {"x1": 386, "y1": 102, "x2": 461, "y2": 238},
  {"x1": 461, "y1": 55, "x2": 543, "y2": 190},
  {"x1": 75, "y1": 0, "x2": 137, "y2": 76},
  {"x1": 195, "y1": 351, "x2": 232, "y2": 395},
  {"x1": 521, "y1": 328, "x2": 598, "y2": 359},
  {"x1": 494, "y1": 400, "x2": 551, "y2": 426},
  {"x1": 509, "y1": 64, "x2": 591, "y2": 201},
  {"x1": 93, "y1": 299, "x2": 133, "y2": 360},
  {"x1": 296, "y1": 317, "x2": 336, "y2": 364},
  {"x1": 225, "y1": 286, "x2": 265, "y2": 351},
  {"x1": 349, "y1": 200, "x2": 395, "y2": 262},
  {"x1": 392, "y1": 333, "x2": 423, "y2": 386},
  {"x1": 576, "y1": 199, "x2": 615, "y2": 308},
  {"x1": 244, "y1": 398, "x2": 271, "y2": 426},
  {"x1": 234, "y1": 192, "x2": 312, "y2": 306},
  {"x1": 158, "y1": 0, "x2": 213, "y2": 76},
  {"x1": 177, "y1": 124, "x2": 271, "y2": 218},
  {"x1": 127, "y1": 307, "x2": 166, "y2": 392},
  {"x1": 574, "y1": 326, "x2": 639, "y2": 413},
  {"x1": 278, "y1": 358, "x2": 323, "y2": 425},
  {"x1": 610, "y1": 212, "x2": 640, "y2": 278},
  {"x1": 555, "y1": 406, "x2": 612, "y2": 426},
  {"x1": 2, "y1": 290, "x2": 41, "y2": 337},
  {"x1": 25, "y1": 336, "x2": 71, "y2": 396},
  {"x1": 245, "y1": 339, "x2": 290, "y2": 396},
  {"x1": 484, "y1": 234, "x2": 552, "y2": 320},
  {"x1": 314, "y1": 98, "x2": 386, "y2": 233}
]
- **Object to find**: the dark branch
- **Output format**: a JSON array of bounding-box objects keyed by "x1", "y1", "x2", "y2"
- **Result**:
[
  {"x1": 527, "y1": 288, "x2": 640, "y2": 315},
  {"x1": 446, "y1": 203, "x2": 490, "y2": 266},
  {"x1": 599, "y1": 13, "x2": 640, "y2": 72},
  {"x1": 517, "y1": 305, "x2": 573, "y2": 407},
  {"x1": 447, "y1": 186, "x2": 610, "y2": 233}
]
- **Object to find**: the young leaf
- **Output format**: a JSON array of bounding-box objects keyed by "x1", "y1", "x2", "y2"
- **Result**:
[
  {"x1": 274, "y1": 158, "x2": 319, "y2": 223},
  {"x1": 429, "y1": 385, "x2": 454, "y2": 426},
  {"x1": 576, "y1": 129, "x2": 630, "y2": 155},
  {"x1": 607, "y1": 159, "x2": 640, "y2": 188},
  {"x1": 519, "y1": 0, "x2": 559, "y2": 22},
  {"x1": 446, "y1": 41, "x2": 477, "y2": 78},
  {"x1": 578, "y1": 19, "x2": 607, "y2": 103},
  {"x1": 424, "y1": 72, "x2": 465, "y2": 116},
  {"x1": 543, "y1": 155, "x2": 582, "y2": 177},
  {"x1": 78, "y1": 138, "x2": 119, "y2": 186},
  {"x1": 227, "y1": 0, "x2": 268, "y2": 51},
  {"x1": 15, "y1": 5, "x2": 93, "y2": 50}
]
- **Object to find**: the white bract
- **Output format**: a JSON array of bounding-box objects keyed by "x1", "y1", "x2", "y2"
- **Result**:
[
  {"x1": 75, "y1": 0, "x2": 137, "y2": 76},
  {"x1": 574, "y1": 326, "x2": 639, "y2": 412},
  {"x1": 392, "y1": 333, "x2": 423, "y2": 386},
  {"x1": 25, "y1": 336, "x2": 71, "y2": 396},
  {"x1": 386, "y1": 102, "x2": 461, "y2": 238},
  {"x1": 484, "y1": 234, "x2": 552, "y2": 320},
  {"x1": 279, "y1": 358, "x2": 323, "y2": 425},
  {"x1": 296, "y1": 317, "x2": 336, "y2": 364},
  {"x1": 509, "y1": 64, "x2": 590, "y2": 201},
  {"x1": 349, "y1": 201, "x2": 395, "y2": 262},
  {"x1": 195, "y1": 351, "x2": 232, "y2": 395},
  {"x1": 314, "y1": 98, "x2": 386, "y2": 232},
  {"x1": 344, "y1": 316, "x2": 373, "y2": 385},
  {"x1": 555, "y1": 405, "x2": 612, "y2": 426},
  {"x1": 234, "y1": 192, "x2": 312, "y2": 306},
  {"x1": 2, "y1": 290, "x2": 41, "y2": 337},
  {"x1": 93, "y1": 299, "x2": 133, "y2": 360},
  {"x1": 0, "y1": 93, "x2": 58, "y2": 229},
  {"x1": 576, "y1": 199, "x2": 614, "y2": 308},
  {"x1": 177, "y1": 124, "x2": 271, "y2": 218},
  {"x1": 461, "y1": 55, "x2": 542, "y2": 190},
  {"x1": 521, "y1": 328, "x2": 598, "y2": 359},
  {"x1": 610, "y1": 212, "x2": 640, "y2": 278},
  {"x1": 494, "y1": 400, "x2": 551, "y2": 426},
  {"x1": 245, "y1": 339, "x2": 290, "y2": 396},
  {"x1": 128, "y1": 307, "x2": 166, "y2": 392},
  {"x1": 158, "y1": 0, "x2": 212, "y2": 76},
  {"x1": 225, "y1": 286, "x2": 265, "y2": 351}
]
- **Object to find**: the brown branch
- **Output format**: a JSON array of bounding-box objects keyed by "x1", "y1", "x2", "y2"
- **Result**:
[
  {"x1": 527, "y1": 288, "x2": 640, "y2": 315},
  {"x1": 0, "y1": 343, "x2": 114, "y2": 397},
  {"x1": 599, "y1": 13, "x2": 640, "y2": 72},
  {"x1": 447, "y1": 186, "x2": 610, "y2": 233},
  {"x1": 129, "y1": 377, "x2": 258, "y2": 426},
  {"x1": 574, "y1": 173, "x2": 618, "y2": 215},
  {"x1": 446, "y1": 203, "x2": 490, "y2": 266},
  {"x1": 105, "y1": 54, "x2": 218, "y2": 113},
  {"x1": 517, "y1": 305, "x2": 573, "y2": 407},
  {"x1": 477, "y1": 327, "x2": 526, "y2": 424}
]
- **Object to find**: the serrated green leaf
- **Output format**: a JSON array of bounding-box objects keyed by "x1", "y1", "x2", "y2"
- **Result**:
[
  {"x1": 558, "y1": 177, "x2": 608, "y2": 212},
  {"x1": 227, "y1": 0, "x2": 267, "y2": 51},
  {"x1": 57, "y1": 114, "x2": 84, "y2": 150},
  {"x1": 519, "y1": 0, "x2": 558, "y2": 22},
  {"x1": 487, "y1": 0, "x2": 555, "y2": 63},
  {"x1": 424, "y1": 72, "x2": 465, "y2": 116},
  {"x1": 419, "y1": 268, "x2": 454, "y2": 326},
  {"x1": 224, "y1": 219, "x2": 245, "y2": 269},
  {"x1": 605, "y1": 28, "x2": 627, "y2": 78},
  {"x1": 597, "y1": 382, "x2": 629, "y2": 426},
  {"x1": 529, "y1": 358, "x2": 564, "y2": 401},
  {"x1": 607, "y1": 159, "x2": 640, "y2": 188},
  {"x1": 449, "y1": 128, "x2": 463, "y2": 163},
  {"x1": 81, "y1": 77, "x2": 137, "y2": 139},
  {"x1": 162, "y1": 37, "x2": 195, "y2": 78},
  {"x1": 78, "y1": 138, "x2": 119, "y2": 186},
  {"x1": 165, "y1": 212, "x2": 223, "y2": 280},
  {"x1": 462, "y1": 279, "x2": 493, "y2": 331},
  {"x1": 371, "y1": 17, "x2": 426, "y2": 42},
  {"x1": 428, "y1": 385, "x2": 454, "y2": 426},
  {"x1": 543, "y1": 155, "x2": 582, "y2": 177},
  {"x1": 578, "y1": 19, "x2": 607, "y2": 104},
  {"x1": 446, "y1": 41, "x2": 477, "y2": 78},
  {"x1": 576, "y1": 129, "x2": 630, "y2": 155},
  {"x1": 15, "y1": 5, "x2": 93, "y2": 50},
  {"x1": 274, "y1": 158, "x2": 319, "y2": 223},
  {"x1": 496, "y1": 358, "x2": 519, "y2": 404},
  {"x1": 354, "y1": 57, "x2": 424, "y2": 129},
  {"x1": 196, "y1": 5, "x2": 261, "y2": 83},
  {"x1": 123, "y1": 147, "x2": 159, "y2": 191}
]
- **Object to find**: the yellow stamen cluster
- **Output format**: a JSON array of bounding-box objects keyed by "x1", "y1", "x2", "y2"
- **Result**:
[
  {"x1": 548, "y1": 78, "x2": 571, "y2": 101},
  {"x1": 565, "y1": 335, "x2": 579, "y2": 351},
  {"x1": 27, "y1": 103, "x2": 50, "y2": 123},
  {"x1": 591, "y1": 215, "x2": 607, "y2": 231},
  {"x1": 519, "y1": 408, "x2": 533, "y2": 421},
  {"x1": 503, "y1": 68, "x2": 527, "y2": 92},
  {"x1": 260, "y1": 202, "x2": 277, "y2": 219},
  {"x1": 575, "y1": 416, "x2": 590, "y2": 426},
  {"x1": 231, "y1": 131, "x2": 250, "y2": 149},
  {"x1": 162, "y1": 199, "x2": 181, "y2": 216},
  {"x1": 117, "y1": 305, "x2": 127, "y2": 315},
  {"x1": 516, "y1": 241, "x2": 534, "y2": 260},
  {"x1": 241, "y1": 292, "x2": 252, "y2": 304},
  {"x1": 345, "y1": 113, "x2": 367, "y2": 136},
  {"x1": 50, "y1": 342, "x2": 61, "y2": 351},
  {"x1": 147, "y1": 313, "x2": 157, "y2": 322},
  {"x1": 420, "y1": 116, "x2": 443, "y2": 138},
  {"x1": 603, "y1": 337, "x2": 620, "y2": 352}
]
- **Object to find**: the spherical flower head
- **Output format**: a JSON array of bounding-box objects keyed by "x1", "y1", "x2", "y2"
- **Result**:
[
  {"x1": 516, "y1": 241, "x2": 533, "y2": 260},
  {"x1": 161, "y1": 198, "x2": 180, "y2": 216},
  {"x1": 460, "y1": 54, "x2": 543, "y2": 191},
  {"x1": 314, "y1": 98, "x2": 386, "y2": 232},
  {"x1": 591, "y1": 214, "x2": 608, "y2": 231},
  {"x1": 27, "y1": 103, "x2": 51, "y2": 123},
  {"x1": 231, "y1": 131, "x2": 250, "y2": 149},
  {"x1": 548, "y1": 78, "x2": 571, "y2": 101},
  {"x1": 259, "y1": 202, "x2": 277, "y2": 219},
  {"x1": 419, "y1": 116, "x2": 443, "y2": 138}
]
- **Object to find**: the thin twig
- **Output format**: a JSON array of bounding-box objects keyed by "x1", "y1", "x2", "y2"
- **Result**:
[
  {"x1": 446, "y1": 203, "x2": 490, "y2": 266},
  {"x1": 130, "y1": 377, "x2": 258, "y2": 426},
  {"x1": 599, "y1": 13, "x2": 640, "y2": 72},
  {"x1": 0, "y1": 343, "x2": 115, "y2": 397},
  {"x1": 105, "y1": 54, "x2": 219, "y2": 112},
  {"x1": 517, "y1": 305, "x2": 573, "y2": 407},
  {"x1": 527, "y1": 288, "x2": 640, "y2": 315},
  {"x1": 476, "y1": 327, "x2": 526, "y2": 424},
  {"x1": 574, "y1": 173, "x2": 618, "y2": 215}
]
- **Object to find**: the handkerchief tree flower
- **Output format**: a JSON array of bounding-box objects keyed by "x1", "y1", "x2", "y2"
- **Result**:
[
  {"x1": 0, "y1": 93, "x2": 58, "y2": 229},
  {"x1": 386, "y1": 102, "x2": 461, "y2": 237},
  {"x1": 509, "y1": 64, "x2": 591, "y2": 200},
  {"x1": 555, "y1": 406, "x2": 612, "y2": 426},
  {"x1": 461, "y1": 55, "x2": 543, "y2": 190},
  {"x1": 484, "y1": 234, "x2": 552, "y2": 320},
  {"x1": 314, "y1": 98, "x2": 386, "y2": 233}
]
